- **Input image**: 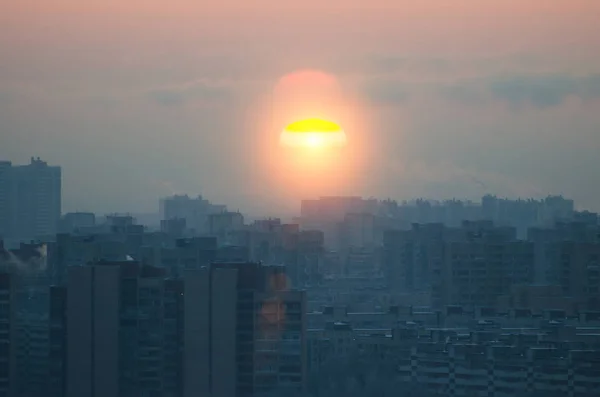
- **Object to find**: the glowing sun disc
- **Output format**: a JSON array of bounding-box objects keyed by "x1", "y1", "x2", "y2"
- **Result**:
[{"x1": 280, "y1": 118, "x2": 347, "y2": 149}]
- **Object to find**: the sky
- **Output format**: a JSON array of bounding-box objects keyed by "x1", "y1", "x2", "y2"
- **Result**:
[{"x1": 1, "y1": 1, "x2": 600, "y2": 216}]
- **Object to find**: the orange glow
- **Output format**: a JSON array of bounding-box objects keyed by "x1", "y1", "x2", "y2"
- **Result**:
[{"x1": 247, "y1": 69, "x2": 374, "y2": 210}]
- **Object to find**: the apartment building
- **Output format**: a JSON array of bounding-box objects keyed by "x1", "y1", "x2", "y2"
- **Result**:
[{"x1": 184, "y1": 262, "x2": 307, "y2": 397}]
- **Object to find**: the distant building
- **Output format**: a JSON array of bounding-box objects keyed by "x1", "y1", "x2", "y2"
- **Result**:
[
  {"x1": 528, "y1": 221, "x2": 600, "y2": 284},
  {"x1": 549, "y1": 242, "x2": 600, "y2": 309},
  {"x1": 160, "y1": 217, "x2": 186, "y2": 237},
  {"x1": 384, "y1": 223, "x2": 447, "y2": 293},
  {"x1": 339, "y1": 212, "x2": 375, "y2": 250},
  {"x1": 209, "y1": 211, "x2": 245, "y2": 245},
  {"x1": 300, "y1": 196, "x2": 376, "y2": 249},
  {"x1": 482, "y1": 194, "x2": 574, "y2": 238},
  {"x1": 385, "y1": 221, "x2": 533, "y2": 308},
  {"x1": 0, "y1": 158, "x2": 61, "y2": 242},
  {"x1": 438, "y1": 223, "x2": 534, "y2": 308},
  {"x1": 160, "y1": 195, "x2": 226, "y2": 235},
  {"x1": 59, "y1": 212, "x2": 95, "y2": 234}
]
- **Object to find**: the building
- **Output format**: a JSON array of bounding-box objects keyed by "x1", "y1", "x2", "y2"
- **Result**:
[
  {"x1": 141, "y1": 237, "x2": 218, "y2": 277},
  {"x1": 48, "y1": 286, "x2": 67, "y2": 397},
  {"x1": 64, "y1": 260, "x2": 305, "y2": 397},
  {"x1": 306, "y1": 306, "x2": 600, "y2": 397},
  {"x1": 160, "y1": 218, "x2": 187, "y2": 237},
  {"x1": 339, "y1": 212, "x2": 375, "y2": 250},
  {"x1": 160, "y1": 195, "x2": 226, "y2": 235},
  {"x1": 343, "y1": 247, "x2": 379, "y2": 277},
  {"x1": 209, "y1": 211, "x2": 245, "y2": 245},
  {"x1": 0, "y1": 158, "x2": 61, "y2": 243},
  {"x1": 384, "y1": 221, "x2": 533, "y2": 308},
  {"x1": 66, "y1": 261, "x2": 183, "y2": 397},
  {"x1": 184, "y1": 262, "x2": 307, "y2": 397},
  {"x1": 0, "y1": 162, "x2": 12, "y2": 241},
  {"x1": 300, "y1": 196, "x2": 377, "y2": 250},
  {"x1": 497, "y1": 285, "x2": 580, "y2": 315},
  {"x1": 439, "y1": 231, "x2": 533, "y2": 308},
  {"x1": 281, "y1": 230, "x2": 325, "y2": 288},
  {"x1": 551, "y1": 242, "x2": 600, "y2": 308},
  {"x1": 59, "y1": 212, "x2": 96, "y2": 234},
  {"x1": 0, "y1": 271, "x2": 17, "y2": 397},
  {"x1": 384, "y1": 223, "x2": 446, "y2": 293},
  {"x1": 528, "y1": 222, "x2": 600, "y2": 285},
  {"x1": 16, "y1": 313, "x2": 49, "y2": 397}
]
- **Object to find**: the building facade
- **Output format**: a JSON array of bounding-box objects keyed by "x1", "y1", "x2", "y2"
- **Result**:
[
  {"x1": 184, "y1": 263, "x2": 307, "y2": 397},
  {"x1": 66, "y1": 261, "x2": 183, "y2": 397}
]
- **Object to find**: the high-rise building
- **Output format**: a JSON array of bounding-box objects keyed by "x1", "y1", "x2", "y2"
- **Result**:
[
  {"x1": 184, "y1": 262, "x2": 307, "y2": 397},
  {"x1": 66, "y1": 261, "x2": 183, "y2": 397},
  {"x1": 0, "y1": 271, "x2": 17, "y2": 397},
  {"x1": 0, "y1": 158, "x2": 61, "y2": 242},
  {"x1": 64, "y1": 261, "x2": 306, "y2": 397}
]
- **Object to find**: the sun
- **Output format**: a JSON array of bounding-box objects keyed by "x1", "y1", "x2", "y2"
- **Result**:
[{"x1": 279, "y1": 118, "x2": 347, "y2": 149}]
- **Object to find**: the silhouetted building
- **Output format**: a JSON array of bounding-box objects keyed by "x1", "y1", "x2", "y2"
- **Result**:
[
  {"x1": 66, "y1": 261, "x2": 183, "y2": 397},
  {"x1": 0, "y1": 158, "x2": 61, "y2": 242},
  {"x1": 184, "y1": 262, "x2": 307, "y2": 397}
]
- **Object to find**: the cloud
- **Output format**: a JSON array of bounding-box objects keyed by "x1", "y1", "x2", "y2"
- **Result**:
[
  {"x1": 476, "y1": 73, "x2": 600, "y2": 107},
  {"x1": 363, "y1": 72, "x2": 600, "y2": 108},
  {"x1": 147, "y1": 80, "x2": 231, "y2": 107},
  {"x1": 363, "y1": 80, "x2": 411, "y2": 105},
  {"x1": 488, "y1": 75, "x2": 579, "y2": 107},
  {"x1": 356, "y1": 56, "x2": 453, "y2": 77},
  {"x1": 438, "y1": 83, "x2": 487, "y2": 105}
]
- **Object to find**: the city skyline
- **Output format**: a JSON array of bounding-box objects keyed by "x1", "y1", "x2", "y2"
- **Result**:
[
  {"x1": 3, "y1": 2, "x2": 600, "y2": 397},
  {"x1": 2, "y1": 1, "x2": 600, "y2": 214}
]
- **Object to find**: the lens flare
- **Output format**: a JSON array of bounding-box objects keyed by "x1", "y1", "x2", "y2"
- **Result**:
[{"x1": 279, "y1": 118, "x2": 347, "y2": 149}]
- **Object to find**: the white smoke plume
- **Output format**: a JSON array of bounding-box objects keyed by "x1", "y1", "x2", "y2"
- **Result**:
[{"x1": 0, "y1": 244, "x2": 48, "y2": 274}]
